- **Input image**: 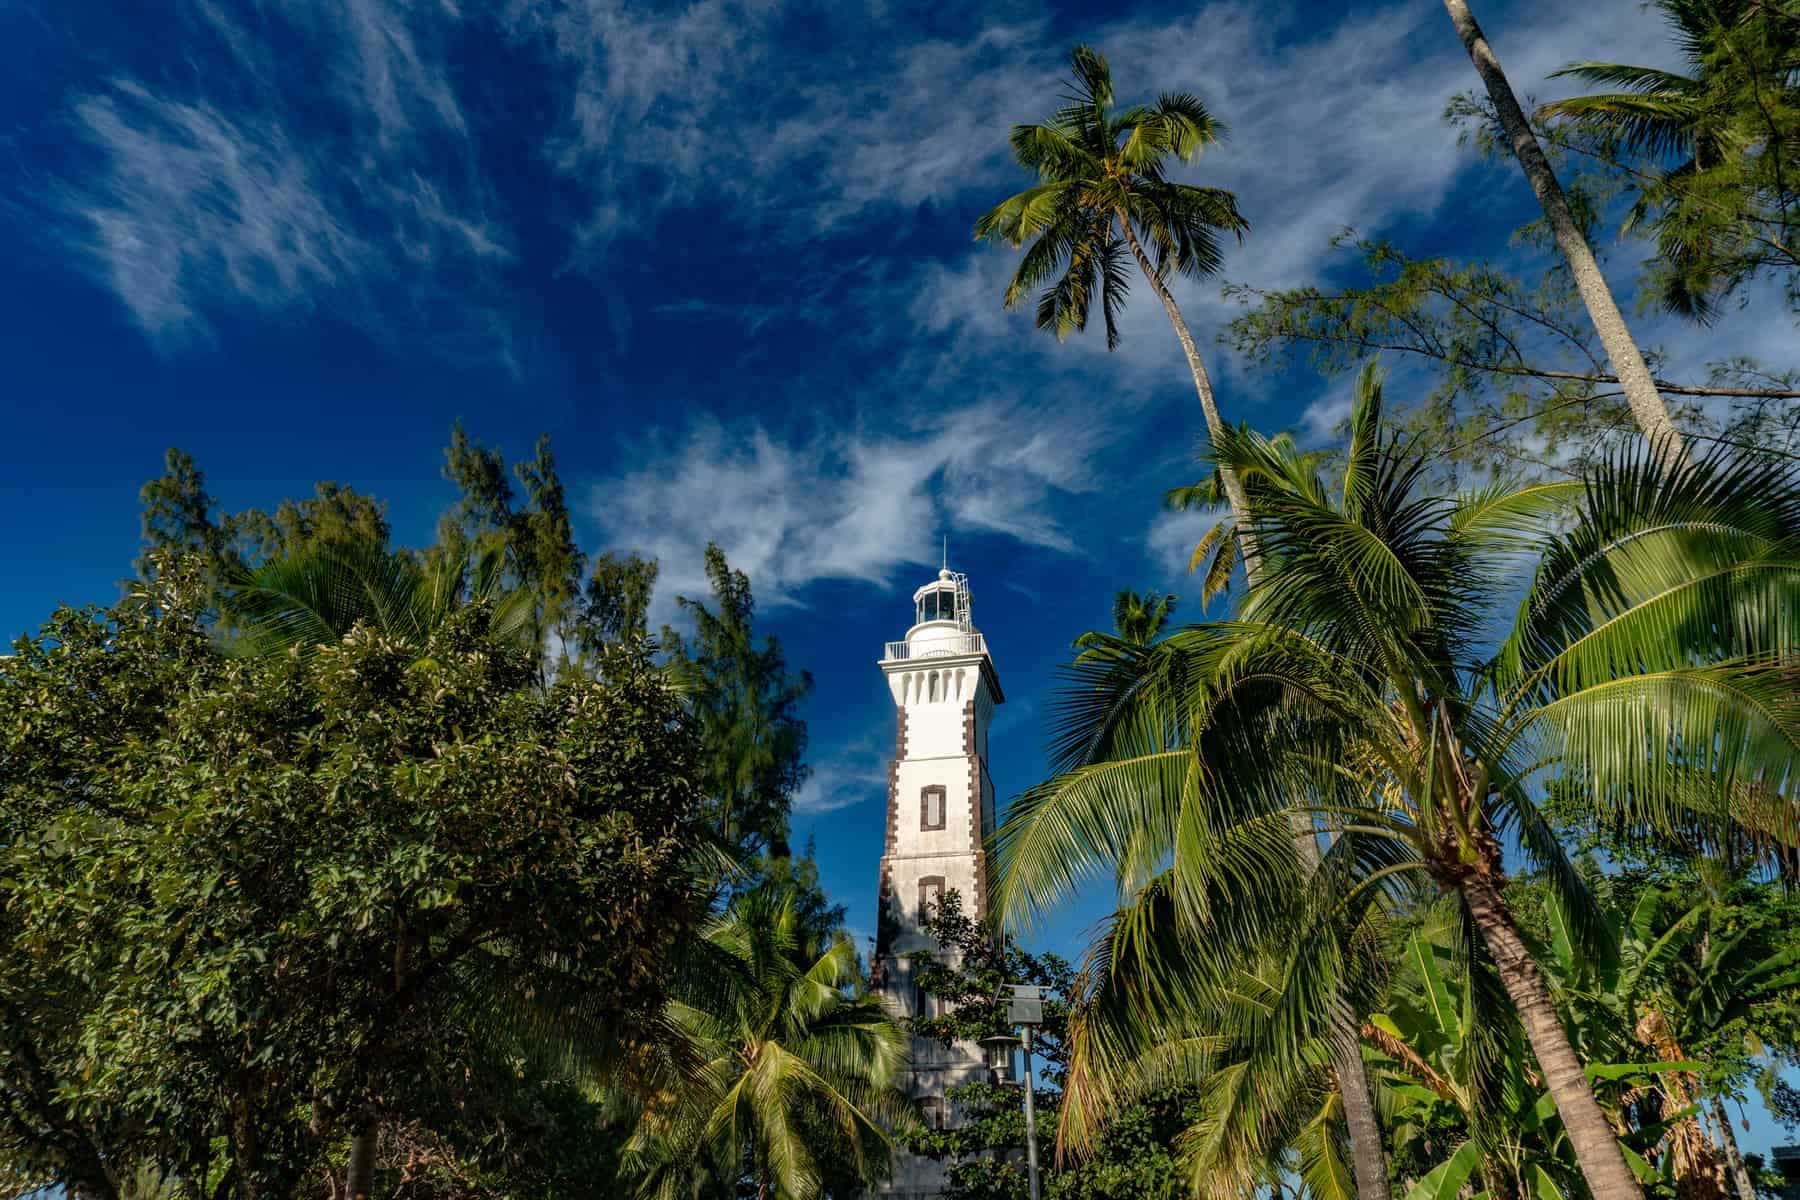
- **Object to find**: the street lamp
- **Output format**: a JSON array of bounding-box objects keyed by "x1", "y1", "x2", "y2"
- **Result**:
[
  {"x1": 996, "y1": 984, "x2": 1046, "y2": 1200},
  {"x1": 979, "y1": 1031, "x2": 1020, "y2": 1085}
]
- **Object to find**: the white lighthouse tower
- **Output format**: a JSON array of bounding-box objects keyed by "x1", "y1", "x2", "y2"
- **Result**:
[{"x1": 872, "y1": 564, "x2": 1003, "y2": 1199}]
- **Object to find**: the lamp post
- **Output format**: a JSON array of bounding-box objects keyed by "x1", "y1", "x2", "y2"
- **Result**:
[{"x1": 994, "y1": 984, "x2": 1046, "y2": 1200}]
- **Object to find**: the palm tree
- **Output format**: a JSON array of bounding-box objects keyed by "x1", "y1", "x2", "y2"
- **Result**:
[
  {"x1": 1166, "y1": 431, "x2": 1328, "y2": 609},
  {"x1": 975, "y1": 45, "x2": 1258, "y2": 557},
  {"x1": 1049, "y1": 876, "x2": 1392, "y2": 1200},
  {"x1": 993, "y1": 365, "x2": 1800, "y2": 1200},
  {"x1": 1075, "y1": 589, "x2": 1178, "y2": 662},
  {"x1": 1537, "y1": 0, "x2": 1800, "y2": 322},
  {"x1": 975, "y1": 55, "x2": 1403, "y2": 1188},
  {"x1": 1441, "y1": 0, "x2": 1690, "y2": 473},
  {"x1": 625, "y1": 888, "x2": 909, "y2": 1200},
  {"x1": 221, "y1": 537, "x2": 534, "y2": 660}
]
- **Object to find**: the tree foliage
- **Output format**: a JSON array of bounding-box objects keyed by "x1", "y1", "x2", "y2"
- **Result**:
[
  {"x1": 1537, "y1": 0, "x2": 1800, "y2": 320},
  {"x1": 663, "y1": 544, "x2": 813, "y2": 861},
  {"x1": 897, "y1": 892, "x2": 1202, "y2": 1200},
  {"x1": 974, "y1": 44, "x2": 1247, "y2": 351},
  {"x1": 138, "y1": 448, "x2": 390, "y2": 580},
  {"x1": 0, "y1": 558, "x2": 708, "y2": 1200},
  {"x1": 623, "y1": 883, "x2": 908, "y2": 1200},
  {"x1": 993, "y1": 367, "x2": 1800, "y2": 1200},
  {"x1": 1223, "y1": 235, "x2": 1800, "y2": 477}
]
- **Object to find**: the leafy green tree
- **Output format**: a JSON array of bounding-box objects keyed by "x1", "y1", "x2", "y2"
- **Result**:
[
  {"x1": 624, "y1": 885, "x2": 908, "y2": 1200},
  {"x1": 994, "y1": 366, "x2": 1800, "y2": 1200},
  {"x1": 137, "y1": 448, "x2": 389, "y2": 579},
  {"x1": 434, "y1": 424, "x2": 587, "y2": 674},
  {"x1": 896, "y1": 892, "x2": 1205, "y2": 1200},
  {"x1": 581, "y1": 551, "x2": 660, "y2": 655},
  {"x1": 664, "y1": 544, "x2": 812, "y2": 861},
  {"x1": 1537, "y1": 0, "x2": 1800, "y2": 321},
  {"x1": 0, "y1": 556, "x2": 709, "y2": 1200},
  {"x1": 1222, "y1": 236, "x2": 1800, "y2": 477},
  {"x1": 137, "y1": 448, "x2": 230, "y2": 576}
]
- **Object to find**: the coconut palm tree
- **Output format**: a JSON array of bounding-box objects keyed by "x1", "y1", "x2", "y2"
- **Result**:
[
  {"x1": 1441, "y1": 0, "x2": 1689, "y2": 473},
  {"x1": 1166, "y1": 431, "x2": 1328, "y2": 609},
  {"x1": 221, "y1": 537, "x2": 534, "y2": 661},
  {"x1": 1537, "y1": 0, "x2": 1800, "y2": 322},
  {"x1": 624, "y1": 887, "x2": 910, "y2": 1200},
  {"x1": 975, "y1": 54, "x2": 1404, "y2": 1188},
  {"x1": 992, "y1": 365, "x2": 1800, "y2": 1200},
  {"x1": 1075, "y1": 589, "x2": 1179, "y2": 662},
  {"x1": 975, "y1": 45, "x2": 1258, "y2": 553},
  {"x1": 1049, "y1": 870, "x2": 1393, "y2": 1200}
]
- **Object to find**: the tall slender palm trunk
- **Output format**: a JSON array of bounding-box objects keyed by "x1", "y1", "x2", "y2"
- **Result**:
[
  {"x1": 1117, "y1": 219, "x2": 1261, "y2": 571},
  {"x1": 1442, "y1": 0, "x2": 1688, "y2": 475},
  {"x1": 1118, "y1": 213, "x2": 1390, "y2": 1200},
  {"x1": 1711, "y1": 1097, "x2": 1759, "y2": 1200},
  {"x1": 1462, "y1": 873, "x2": 1647, "y2": 1200}
]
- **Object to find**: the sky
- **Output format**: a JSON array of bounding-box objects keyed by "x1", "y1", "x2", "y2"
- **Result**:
[{"x1": 4, "y1": 0, "x2": 1797, "y2": 1157}]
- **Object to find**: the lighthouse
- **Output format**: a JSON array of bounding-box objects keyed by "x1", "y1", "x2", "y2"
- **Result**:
[{"x1": 873, "y1": 565, "x2": 1004, "y2": 1198}]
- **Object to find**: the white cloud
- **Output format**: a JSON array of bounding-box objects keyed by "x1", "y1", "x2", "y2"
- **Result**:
[
  {"x1": 340, "y1": 0, "x2": 470, "y2": 147},
  {"x1": 1147, "y1": 502, "x2": 1228, "y2": 582},
  {"x1": 794, "y1": 739, "x2": 890, "y2": 815},
  {"x1": 58, "y1": 0, "x2": 515, "y2": 357},
  {"x1": 587, "y1": 396, "x2": 1114, "y2": 616},
  {"x1": 70, "y1": 84, "x2": 367, "y2": 342},
  {"x1": 514, "y1": 0, "x2": 1680, "y2": 292}
]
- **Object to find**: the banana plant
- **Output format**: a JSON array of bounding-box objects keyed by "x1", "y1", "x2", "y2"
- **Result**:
[
  {"x1": 1549, "y1": 874, "x2": 1800, "y2": 1200},
  {"x1": 1368, "y1": 916, "x2": 1702, "y2": 1200}
]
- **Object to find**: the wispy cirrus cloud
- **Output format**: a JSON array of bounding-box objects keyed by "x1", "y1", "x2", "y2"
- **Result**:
[
  {"x1": 69, "y1": 84, "x2": 367, "y2": 342},
  {"x1": 794, "y1": 738, "x2": 891, "y2": 815},
  {"x1": 53, "y1": 0, "x2": 516, "y2": 358}
]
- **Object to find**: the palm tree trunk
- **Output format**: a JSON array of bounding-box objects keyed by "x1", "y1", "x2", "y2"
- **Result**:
[
  {"x1": 346, "y1": 1124, "x2": 376, "y2": 1200},
  {"x1": 1116, "y1": 218, "x2": 1261, "y2": 572},
  {"x1": 1710, "y1": 1096, "x2": 1759, "y2": 1200},
  {"x1": 1118, "y1": 216, "x2": 1390, "y2": 1199},
  {"x1": 1462, "y1": 873, "x2": 1646, "y2": 1200},
  {"x1": 1119, "y1": 211, "x2": 1396, "y2": 1200},
  {"x1": 1336, "y1": 1046, "x2": 1390, "y2": 1200},
  {"x1": 1441, "y1": 0, "x2": 1688, "y2": 475},
  {"x1": 1290, "y1": 828, "x2": 1390, "y2": 1200}
]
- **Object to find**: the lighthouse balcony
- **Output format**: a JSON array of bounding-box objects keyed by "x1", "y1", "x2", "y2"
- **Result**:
[{"x1": 883, "y1": 631, "x2": 987, "y2": 661}]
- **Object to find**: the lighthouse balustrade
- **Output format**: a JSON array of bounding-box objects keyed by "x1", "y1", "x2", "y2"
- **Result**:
[{"x1": 882, "y1": 633, "x2": 987, "y2": 661}]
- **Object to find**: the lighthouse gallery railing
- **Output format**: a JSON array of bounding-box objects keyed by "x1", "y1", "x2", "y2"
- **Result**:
[{"x1": 882, "y1": 633, "x2": 987, "y2": 661}]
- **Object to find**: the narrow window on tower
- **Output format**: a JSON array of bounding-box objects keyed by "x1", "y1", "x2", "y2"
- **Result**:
[
  {"x1": 918, "y1": 875, "x2": 944, "y2": 922},
  {"x1": 921, "y1": 784, "x2": 946, "y2": 831},
  {"x1": 915, "y1": 980, "x2": 935, "y2": 1020},
  {"x1": 920, "y1": 1096, "x2": 945, "y2": 1130}
]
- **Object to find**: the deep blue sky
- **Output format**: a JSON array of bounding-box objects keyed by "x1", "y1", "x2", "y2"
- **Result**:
[{"x1": 4, "y1": 0, "x2": 1795, "y2": 1155}]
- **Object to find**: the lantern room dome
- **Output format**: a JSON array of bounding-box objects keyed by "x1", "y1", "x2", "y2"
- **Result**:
[
  {"x1": 886, "y1": 566, "x2": 985, "y2": 661},
  {"x1": 911, "y1": 568, "x2": 963, "y2": 626}
]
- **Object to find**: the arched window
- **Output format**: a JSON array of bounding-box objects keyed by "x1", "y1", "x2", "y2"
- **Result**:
[{"x1": 921, "y1": 785, "x2": 946, "y2": 831}]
